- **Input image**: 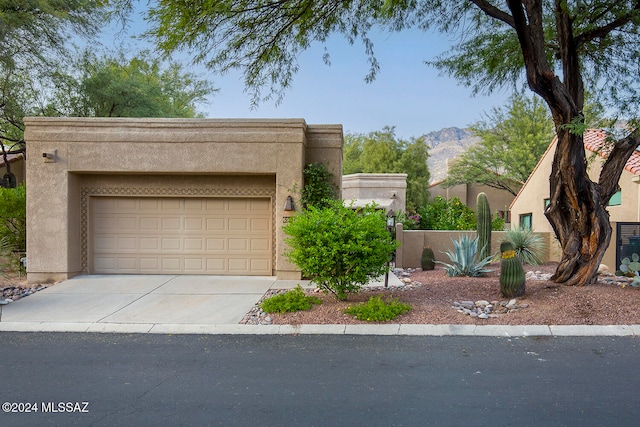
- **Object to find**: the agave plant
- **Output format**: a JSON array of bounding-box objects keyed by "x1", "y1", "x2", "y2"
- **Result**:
[
  {"x1": 437, "y1": 235, "x2": 493, "y2": 277},
  {"x1": 501, "y1": 227, "x2": 547, "y2": 265}
]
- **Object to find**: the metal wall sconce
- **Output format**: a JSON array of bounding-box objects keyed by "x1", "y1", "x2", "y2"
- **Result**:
[
  {"x1": 42, "y1": 150, "x2": 56, "y2": 163},
  {"x1": 284, "y1": 195, "x2": 296, "y2": 211}
]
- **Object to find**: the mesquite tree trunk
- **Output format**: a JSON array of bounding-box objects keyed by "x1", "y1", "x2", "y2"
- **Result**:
[
  {"x1": 503, "y1": 0, "x2": 640, "y2": 286},
  {"x1": 544, "y1": 130, "x2": 610, "y2": 286}
]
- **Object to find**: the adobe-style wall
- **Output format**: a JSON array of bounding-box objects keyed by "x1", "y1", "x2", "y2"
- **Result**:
[
  {"x1": 342, "y1": 173, "x2": 407, "y2": 213},
  {"x1": 394, "y1": 224, "x2": 552, "y2": 268},
  {"x1": 24, "y1": 117, "x2": 343, "y2": 283}
]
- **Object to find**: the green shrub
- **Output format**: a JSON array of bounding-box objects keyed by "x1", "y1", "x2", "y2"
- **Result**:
[
  {"x1": 301, "y1": 163, "x2": 337, "y2": 209},
  {"x1": 259, "y1": 285, "x2": 322, "y2": 313},
  {"x1": 0, "y1": 185, "x2": 26, "y2": 272},
  {"x1": 395, "y1": 209, "x2": 420, "y2": 230},
  {"x1": 418, "y1": 196, "x2": 476, "y2": 230},
  {"x1": 283, "y1": 199, "x2": 398, "y2": 300},
  {"x1": 343, "y1": 296, "x2": 411, "y2": 321},
  {"x1": 437, "y1": 235, "x2": 493, "y2": 277},
  {"x1": 501, "y1": 227, "x2": 547, "y2": 265}
]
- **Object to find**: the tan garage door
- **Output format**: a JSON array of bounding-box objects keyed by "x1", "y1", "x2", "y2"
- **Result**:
[{"x1": 91, "y1": 197, "x2": 272, "y2": 275}]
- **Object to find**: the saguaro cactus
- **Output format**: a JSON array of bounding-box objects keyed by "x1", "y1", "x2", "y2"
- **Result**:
[
  {"x1": 421, "y1": 247, "x2": 435, "y2": 271},
  {"x1": 499, "y1": 241, "x2": 526, "y2": 297},
  {"x1": 476, "y1": 192, "x2": 492, "y2": 260}
]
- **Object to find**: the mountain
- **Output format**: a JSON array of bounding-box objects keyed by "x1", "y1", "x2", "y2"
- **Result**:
[{"x1": 423, "y1": 127, "x2": 479, "y2": 183}]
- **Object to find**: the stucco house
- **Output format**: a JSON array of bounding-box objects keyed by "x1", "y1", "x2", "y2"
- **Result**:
[
  {"x1": 24, "y1": 117, "x2": 343, "y2": 284},
  {"x1": 510, "y1": 129, "x2": 640, "y2": 269},
  {"x1": 341, "y1": 173, "x2": 407, "y2": 214},
  {"x1": 0, "y1": 152, "x2": 25, "y2": 187}
]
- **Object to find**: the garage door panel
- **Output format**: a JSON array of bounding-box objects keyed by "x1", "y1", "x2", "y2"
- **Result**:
[
  {"x1": 161, "y1": 217, "x2": 181, "y2": 230},
  {"x1": 139, "y1": 258, "x2": 160, "y2": 271},
  {"x1": 228, "y1": 218, "x2": 248, "y2": 230},
  {"x1": 251, "y1": 218, "x2": 270, "y2": 231},
  {"x1": 206, "y1": 238, "x2": 225, "y2": 251},
  {"x1": 228, "y1": 238, "x2": 248, "y2": 251},
  {"x1": 92, "y1": 197, "x2": 272, "y2": 275},
  {"x1": 185, "y1": 217, "x2": 204, "y2": 230},
  {"x1": 251, "y1": 239, "x2": 271, "y2": 251}
]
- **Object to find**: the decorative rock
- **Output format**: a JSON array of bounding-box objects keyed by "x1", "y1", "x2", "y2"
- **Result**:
[
  {"x1": 598, "y1": 264, "x2": 609, "y2": 274},
  {"x1": 452, "y1": 297, "x2": 530, "y2": 319}
]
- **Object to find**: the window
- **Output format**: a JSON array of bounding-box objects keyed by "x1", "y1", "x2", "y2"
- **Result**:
[
  {"x1": 497, "y1": 210, "x2": 511, "y2": 223},
  {"x1": 520, "y1": 213, "x2": 532, "y2": 229},
  {"x1": 608, "y1": 188, "x2": 622, "y2": 206}
]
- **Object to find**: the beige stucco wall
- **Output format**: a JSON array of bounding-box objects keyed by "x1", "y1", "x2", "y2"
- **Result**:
[
  {"x1": 510, "y1": 137, "x2": 640, "y2": 268},
  {"x1": 393, "y1": 224, "x2": 552, "y2": 269},
  {"x1": 24, "y1": 117, "x2": 343, "y2": 283},
  {"x1": 341, "y1": 173, "x2": 407, "y2": 213}
]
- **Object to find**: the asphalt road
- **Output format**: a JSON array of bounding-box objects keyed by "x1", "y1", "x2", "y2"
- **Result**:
[{"x1": 0, "y1": 333, "x2": 638, "y2": 426}]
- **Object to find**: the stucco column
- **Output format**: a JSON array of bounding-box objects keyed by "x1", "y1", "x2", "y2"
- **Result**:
[{"x1": 24, "y1": 138, "x2": 75, "y2": 283}]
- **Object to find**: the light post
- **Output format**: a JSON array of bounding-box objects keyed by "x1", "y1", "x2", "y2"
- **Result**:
[{"x1": 384, "y1": 214, "x2": 396, "y2": 288}]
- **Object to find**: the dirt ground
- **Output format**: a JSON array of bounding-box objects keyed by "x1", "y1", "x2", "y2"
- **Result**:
[{"x1": 269, "y1": 263, "x2": 640, "y2": 325}]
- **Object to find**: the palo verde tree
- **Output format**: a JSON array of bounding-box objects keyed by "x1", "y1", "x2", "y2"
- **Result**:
[{"x1": 145, "y1": 1, "x2": 640, "y2": 287}]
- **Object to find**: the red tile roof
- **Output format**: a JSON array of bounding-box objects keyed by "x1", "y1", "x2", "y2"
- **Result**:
[
  {"x1": 583, "y1": 129, "x2": 640, "y2": 176},
  {"x1": 0, "y1": 153, "x2": 24, "y2": 167}
]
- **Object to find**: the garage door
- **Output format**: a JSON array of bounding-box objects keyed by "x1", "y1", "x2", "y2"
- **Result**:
[{"x1": 91, "y1": 197, "x2": 272, "y2": 275}]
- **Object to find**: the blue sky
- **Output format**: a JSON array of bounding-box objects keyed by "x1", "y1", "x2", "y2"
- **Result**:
[{"x1": 110, "y1": 8, "x2": 513, "y2": 140}]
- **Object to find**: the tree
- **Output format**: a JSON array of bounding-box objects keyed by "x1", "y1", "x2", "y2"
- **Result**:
[
  {"x1": 50, "y1": 50, "x2": 215, "y2": 118},
  {"x1": 283, "y1": 200, "x2": 398, "y2": 300},
  {"x1": 343, "y1": 127, "x2": 430, "y2": 208},
  {"x1": 441, "y1": 93, "x2": 555, "y2": 196},
  {"x1": 145, "y1": 1, "x2": 640, "y2": 287},
  {"x1": 0, "y1": 0, "x2": 106, "y2": 70},
  {"x1": 0, "y1": 0, "x2": 116, "y2": 166}
]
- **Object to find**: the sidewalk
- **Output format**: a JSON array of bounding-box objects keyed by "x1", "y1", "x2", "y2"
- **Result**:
[{"x1": 1, "y1": 273, "x2": 639, "y2": 336}]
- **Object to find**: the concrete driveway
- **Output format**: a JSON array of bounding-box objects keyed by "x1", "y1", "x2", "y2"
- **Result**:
[{"x1": 0, "y1": 275, "x2": 311, "y2": 331}]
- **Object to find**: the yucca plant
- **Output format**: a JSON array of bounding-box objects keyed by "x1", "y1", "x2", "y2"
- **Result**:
[
  {"x1": 437, "y1": 235, "x2": 493, "y2": 277},
  {"x1": 501, "y1": 227, "x2": 547, "y2": 265}
]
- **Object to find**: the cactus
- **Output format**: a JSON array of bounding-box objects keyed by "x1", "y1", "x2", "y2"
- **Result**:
[
  {"x1": 421, "y1": 247, "x2": 436, "y2": 271},
  {"x1": 476, "y1": 192, "x2": 492, "y2": 260},
  {"x1": 619, "y1": 253, "x2": 640, "y2": 277},
  {"x1": 499, "y1": 241, "x2": 526, "y2": 298}
]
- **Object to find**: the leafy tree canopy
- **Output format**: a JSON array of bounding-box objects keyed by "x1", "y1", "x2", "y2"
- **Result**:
[
  {"x1": 441, "y1": 93, "x2": 555, "y2": 196},
  {"x1": 343, "y1": 126, "x2": 430, "y2": 208},
  {"x1": 0, "y1": 0, "x2": 107, "y2": 70},
  {"x1": 49, "y1": 50, "x2": 215, "y2": 118}
]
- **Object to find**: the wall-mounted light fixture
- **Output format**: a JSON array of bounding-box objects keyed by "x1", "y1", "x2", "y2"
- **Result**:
[
  {"x1": 284, "y1": 195, "x2": 296, "y2": 211},
  {"x1": 42, "y1": 150, "x2": 56, "y2": 163}
]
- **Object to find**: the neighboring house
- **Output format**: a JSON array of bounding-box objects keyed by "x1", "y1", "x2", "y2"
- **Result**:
[
  {"x1": 341, "y1": 173, "x2": 407, "y2": 214},
  {"x1": 510, "y1": 129, "x2": 640, "y2": 268},
  {"x1": 0, "y1": 152, "x2": 26, "y2": 187},
  {"x1": 428, "y1": 180, "x2": 518, "y2": 224},
  {"x1": 24, "y1": 118, "x2": 343, "y2": 284}
]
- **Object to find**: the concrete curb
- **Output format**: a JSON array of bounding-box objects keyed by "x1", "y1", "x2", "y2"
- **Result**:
[{"x1": 2, "y1": 321, "x2": 640, "y2": 336}]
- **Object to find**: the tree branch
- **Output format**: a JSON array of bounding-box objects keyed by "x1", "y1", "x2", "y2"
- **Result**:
[
  {"x1": 468, "y1": 0, "x2": 515, "y2": 28},
  {"x1": 599, "y1": 128, "x2": 640, "y2": 202},
  {"x1": 575, "y1": 1, "x2": 640, "y2": 49}
]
